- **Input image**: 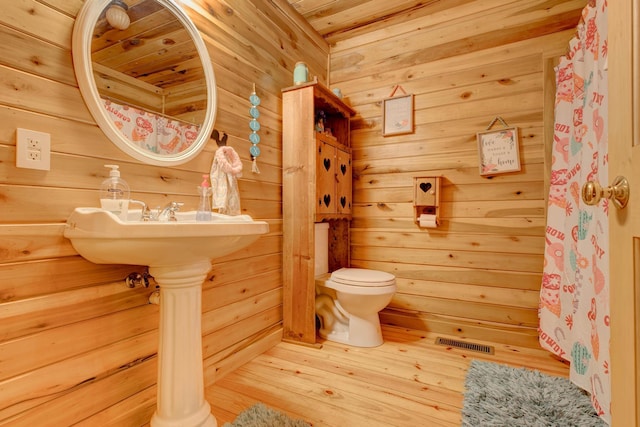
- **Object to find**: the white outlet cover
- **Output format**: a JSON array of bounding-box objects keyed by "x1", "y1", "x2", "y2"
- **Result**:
[{"x1": 16, "y1": 128, "x2": 51, "y2": 170}]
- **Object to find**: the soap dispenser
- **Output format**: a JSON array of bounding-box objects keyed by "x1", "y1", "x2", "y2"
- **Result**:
[
  {"x1": 100, "y1": 164, "x2": 130, "y2": 220},
  {"x1": 196, "y1": 174, "x2": 212, "y2": 221}
]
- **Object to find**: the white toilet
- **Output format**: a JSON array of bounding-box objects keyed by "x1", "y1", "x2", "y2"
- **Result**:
[{"x1": 314, "y1": 223, "x2": 396, "y2": 347}]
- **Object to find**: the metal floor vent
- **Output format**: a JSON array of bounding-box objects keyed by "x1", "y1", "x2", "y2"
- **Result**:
[{"x1": 435, "y1": 337, "x2": 494, "y2": 355}]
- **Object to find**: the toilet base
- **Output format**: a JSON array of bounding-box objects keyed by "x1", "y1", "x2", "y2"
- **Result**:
[{"x1": 319, "y1": 312, "x2": 384, "y2": 348}]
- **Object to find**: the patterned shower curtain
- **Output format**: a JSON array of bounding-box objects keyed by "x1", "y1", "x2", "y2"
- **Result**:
[
  {"x1": 101, "y1": 98, "x2": 200, "y2": 155},
  {"x1": 539, "y1": 0, "x2": 609, "y2": 423}
]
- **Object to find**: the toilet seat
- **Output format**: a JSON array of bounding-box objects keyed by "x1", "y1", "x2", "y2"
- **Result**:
[{"x1": 329, "y1": 268, "x2": 396, "y2": 287}]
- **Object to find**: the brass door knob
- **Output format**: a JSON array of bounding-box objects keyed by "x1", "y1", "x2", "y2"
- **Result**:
[{"x1": 581, "y1": 176, "x2": 629, "y2": 209}]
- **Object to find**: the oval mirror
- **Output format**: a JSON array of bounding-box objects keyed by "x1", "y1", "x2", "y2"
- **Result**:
[{"x1": 73, "y1": 0, "x2": 217, "y2": 166}]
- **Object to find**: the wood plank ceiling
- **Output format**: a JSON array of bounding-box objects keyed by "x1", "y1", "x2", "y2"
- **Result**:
[
  {"x1": 287, "y1": 0, "x2": 582, "y2": 45},
  {"x1": 286, "y1": 0, "x2": 441, "y2": 42}
]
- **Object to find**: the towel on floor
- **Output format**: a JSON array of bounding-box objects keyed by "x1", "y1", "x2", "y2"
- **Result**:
[{"x1": 210, "y1": 146, "x2": 243, "y2": 215}]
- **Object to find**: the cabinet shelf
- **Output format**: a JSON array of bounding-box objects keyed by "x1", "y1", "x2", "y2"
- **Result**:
[{"x1": 282, "y1": 80, "x2": 354, "y2": 345}]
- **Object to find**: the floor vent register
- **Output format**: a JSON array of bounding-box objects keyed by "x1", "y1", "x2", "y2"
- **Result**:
[{"x1": 435, "y1": 337, "x2": 495, "y2": 355}]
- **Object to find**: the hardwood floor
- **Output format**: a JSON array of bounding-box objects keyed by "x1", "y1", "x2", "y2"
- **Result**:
[{"x1": 206, "y1": 325, "x2": 569, "y2": 426}]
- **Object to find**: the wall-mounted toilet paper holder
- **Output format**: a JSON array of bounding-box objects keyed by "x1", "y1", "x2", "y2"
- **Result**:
[{"x1": 413, "y1": 176, "x2": 441, "y2": 227}]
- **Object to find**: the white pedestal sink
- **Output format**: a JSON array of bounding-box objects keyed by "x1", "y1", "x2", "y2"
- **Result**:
[{"x1": 64, "y1": 208, "x2": 269, "y2": 427}]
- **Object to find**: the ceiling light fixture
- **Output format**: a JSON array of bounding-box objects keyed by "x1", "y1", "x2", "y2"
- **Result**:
[{"x1": 105, "y1": 0, "x2": 130, "y2": 30}]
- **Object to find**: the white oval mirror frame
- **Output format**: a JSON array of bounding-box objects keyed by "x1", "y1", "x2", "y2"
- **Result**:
[{"x1": 72, "y1": 0, "x2": 217, "y2": 166}]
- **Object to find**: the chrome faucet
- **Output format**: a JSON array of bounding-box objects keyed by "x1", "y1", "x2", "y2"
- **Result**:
[
  {"x1": 157, "y1": 201, "x2": 184, "y2": 222},
  {"x1": 129, "y1": 199, "x2": 153, "y2": 221}
]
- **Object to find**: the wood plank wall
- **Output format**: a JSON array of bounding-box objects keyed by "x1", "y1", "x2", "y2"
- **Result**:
[
  {"x1": 0, "y1": 0, "x2": 590, "y2": 423},
  {"x1": 327, "y1": 0, "x2": 587, "y2": 348},
  {"x1": 0, "y1": 0, "x2": 326, "y2": 425}
]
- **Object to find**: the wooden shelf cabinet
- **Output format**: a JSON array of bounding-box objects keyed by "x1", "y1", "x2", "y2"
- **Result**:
[{"x1": 282, "y1": 80, "x2": 355, "y2": 345}]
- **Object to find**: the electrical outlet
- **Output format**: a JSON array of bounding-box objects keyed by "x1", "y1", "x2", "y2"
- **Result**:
[{"x1": 16, "y1": 128, "x2": 50, "y2": 170}]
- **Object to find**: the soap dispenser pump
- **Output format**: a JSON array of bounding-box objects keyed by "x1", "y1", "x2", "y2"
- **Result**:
[
  {"x1": 196, "y1": 174, "x2": 212, "y2": 221},
  {"x1": 100, "y1": 164, "x2": 130, "y2": 220}
]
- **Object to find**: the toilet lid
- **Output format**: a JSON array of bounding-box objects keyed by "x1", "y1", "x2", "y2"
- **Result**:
[{"x1": 329, "y1": 268, "x2": 395, "y2": 287}]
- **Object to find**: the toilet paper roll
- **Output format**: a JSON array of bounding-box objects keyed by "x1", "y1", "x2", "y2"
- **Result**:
[{"x1": 419, "y1": 214, "x2": 438, "y2": 228}]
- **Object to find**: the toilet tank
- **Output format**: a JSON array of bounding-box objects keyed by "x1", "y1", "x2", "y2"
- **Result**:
[{"x1": 314, "y1": 222, "x2": 329, "y2": 276}]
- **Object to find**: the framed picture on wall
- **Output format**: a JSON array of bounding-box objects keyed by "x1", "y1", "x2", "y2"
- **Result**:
[
  {"x1": 382, "y1": 94, "x2": 414, "y2": 136},
  {"x1": 476, "y1": 127, "x2": 521, "y2": 175}
]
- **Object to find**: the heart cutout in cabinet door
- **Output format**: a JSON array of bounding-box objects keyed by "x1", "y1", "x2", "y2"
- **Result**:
[
  {"x1": 323, "y1": 158, "x2": 331, "y2": 171},
  {"x1": 340, "y1": 196, "x2": 346, "y2": 208},
  {"x1": 419, "y1": 182, "x2": 432, "y2": 193},
  {"x1": 323, "y1": 194, "x2": 331, "y2": 207},
  {"x1": 341, "y1": 164, "x2": 347, "y2": 175}
]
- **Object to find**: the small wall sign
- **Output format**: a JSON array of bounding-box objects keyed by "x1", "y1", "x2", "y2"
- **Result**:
[
  {"x1": 382, "y1": 85, "x2": 414, "y2": 136},
  {"x1": 476, "y1": 119, "x2": 520, "y2": 175}
]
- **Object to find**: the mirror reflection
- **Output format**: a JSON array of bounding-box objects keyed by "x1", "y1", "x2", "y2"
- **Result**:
[
  {"x1": 72, "y1": 0, "x2": 217, "y2": 166},
  {"x1": 85, "y1": 0, "x2": 212, "y2": 158}
]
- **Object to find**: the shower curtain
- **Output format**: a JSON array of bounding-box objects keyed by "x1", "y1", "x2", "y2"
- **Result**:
[
  {"x1": 102, "y1": 98, "x2": 200, "y2": 155},
  {"x1": 539, "y1": 0, "x2": 609, "y2": 423}
]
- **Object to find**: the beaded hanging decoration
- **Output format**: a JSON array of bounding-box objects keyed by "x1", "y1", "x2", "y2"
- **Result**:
[{"x1": 249, "y1": 83, "x2": 261, "y2": 174}]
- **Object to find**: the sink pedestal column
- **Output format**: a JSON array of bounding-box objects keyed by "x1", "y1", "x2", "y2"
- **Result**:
[{"x1": 149, "y1": 260, "x2": 216, "y2": 427}]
